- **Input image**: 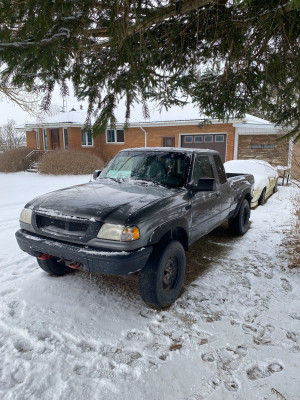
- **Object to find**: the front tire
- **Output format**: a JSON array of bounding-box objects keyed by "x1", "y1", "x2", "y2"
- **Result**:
[
  {"x1": 139, "y1": 240, "x2": 186, "y2": 308},
  {"x1": 37, "y1": 257, "x2": 74, "y2": 276},
  {"x1": 229, "y1": 198, "x2": 250, "y2": 235},
  {"x1": 258, "y1": 188, "x2": 266, "y2": 205}
]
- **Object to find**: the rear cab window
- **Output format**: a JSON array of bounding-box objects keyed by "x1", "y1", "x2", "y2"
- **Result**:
[
  {"x1": 213, "y1": 155, "x2": 227, "y2": 184},
  {"x1": 193, "y1": 155, "x2": 214, "y2": 184}
]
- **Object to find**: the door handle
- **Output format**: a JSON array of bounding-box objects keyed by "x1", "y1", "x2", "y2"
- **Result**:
[
  {"x1": 216, "y1": 192, "x2": 221, "y2": 198},
  {"x1": 185, "y1": 202, "x2": 192, "y2": 210}
]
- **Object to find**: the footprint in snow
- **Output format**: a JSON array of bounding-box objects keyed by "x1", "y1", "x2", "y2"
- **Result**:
[
  {"x1": 13, "y1": 338, "x2": 33, "y2": 354},
  {"x1": 264, "y1": 267, "x2": 274, "y2": 279},
  {"x1": 244, "y1": 310, "x2": 259, "y2": 324},
  {"x1": 201, "y1": 352, "x2": 215, "y2": 362},
  {"x1": 78, "y1": 340, "x2": 96, "y2": 353},
  {"x1": 224, "y1": 379, "x2": 239, "y2": 392},
  {"x1": 253, "y1": 324, "x2": 275, "y2": 345},
  {"x1": 228, "y1": 310, "x2": 241, "y2": 326},
  {"x1": 7, "y1": 300, "x2": 25, "y2": 319},
  {"x1": 286, "y1": 330, "x2": 300, "y2": 343},
  {"x1": 246, "y1": 362, "x2": 283, "y2": 380},
  {"x1": 73, "y1": 364, "x2": 89, "y2": 376},
  {"x1": 242, "y1": 324, "x2": 257, "y2": 334},
  {"x1": 281, "y1": 278, "x2": 292, "y2": 292},
  {"x1": 215, "y1": 345, "x2": 248, "y2": 374}
]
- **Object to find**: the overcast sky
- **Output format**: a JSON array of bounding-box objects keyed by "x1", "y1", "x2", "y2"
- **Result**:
[{"x1": 0, "y1": 84, "x2": 86, "y2": 127}]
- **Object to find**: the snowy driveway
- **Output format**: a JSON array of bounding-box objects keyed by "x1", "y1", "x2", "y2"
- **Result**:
[{"x1": 0, "y1": 172, "x2": 299, "y2": 400}]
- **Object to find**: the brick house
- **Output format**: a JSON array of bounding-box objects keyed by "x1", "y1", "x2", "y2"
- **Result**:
[{"x1": 20, "y1": 104, "x2": 299, "y2": 178}]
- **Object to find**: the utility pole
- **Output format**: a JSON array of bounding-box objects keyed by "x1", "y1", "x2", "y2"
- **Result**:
[{"x1": 62, "y1": 97, "x2": 67, "y2": 112}]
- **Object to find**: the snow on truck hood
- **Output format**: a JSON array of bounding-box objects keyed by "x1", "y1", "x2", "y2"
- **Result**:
[{"x1": 25, "y1": 179, "x2": 177, "y2": 224}]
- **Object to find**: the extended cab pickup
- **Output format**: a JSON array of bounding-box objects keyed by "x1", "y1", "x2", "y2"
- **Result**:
[{"x1": 16, "y1": 148, "x2": 254, "y2": 307}]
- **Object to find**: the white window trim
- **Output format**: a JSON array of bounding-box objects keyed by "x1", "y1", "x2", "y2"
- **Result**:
[
  {"x1": 194, "y1": 136, "x2": 203, "y2": 143},
  {"x1": 215, "y1": 135, "x2": 225, "y2": 143},
  {"x1": 204, "y1": 135, "x2": 213, "y2": 143},
  {"x1": 178, "y1": 132, "x2": 228, "y2": 147},
  {"x1": 35, "y1": 129, "x2": 40, "y2": 149},
  {"x1": 81, "y1": 128, "x2": 94, "y2": 147},
  {"x1": 183, "y1": 135, "x2": 193, "y2": 143},
  {"x1": 106, "y1": 129, "x2": 124, "y2": 144},
  {"x1": 43, "y1": 128, "x2": 48, "y2": 150}
]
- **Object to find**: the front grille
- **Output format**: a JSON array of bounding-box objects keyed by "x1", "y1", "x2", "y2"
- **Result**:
[{"x1": 36, "y1": 214, "x2": 89, "y2": 235}]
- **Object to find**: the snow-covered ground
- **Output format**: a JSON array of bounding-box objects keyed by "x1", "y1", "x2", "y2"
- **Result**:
[{"x1": 0, "y1": 172, "x2": 299, "y2": 400}]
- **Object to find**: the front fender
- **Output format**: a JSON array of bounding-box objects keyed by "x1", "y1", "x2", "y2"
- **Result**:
[
  {"x1": 231, "y1": 189, "x2": 252, "y2": 218},
  {"x1": 148, "y1": 218, "x2": 189, "y2": 247}
]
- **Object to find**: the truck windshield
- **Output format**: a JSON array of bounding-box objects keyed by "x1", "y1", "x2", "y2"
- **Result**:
[{"x1": 101, "y1": 151, "x2": 189, "y2": 188}]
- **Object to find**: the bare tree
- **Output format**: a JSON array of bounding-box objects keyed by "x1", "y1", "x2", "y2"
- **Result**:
[
  {"x1": 0, "y1": 120, "x2": 26, "y2": 152},
  {"x1": 0, "y1": 79, "x2": 43, "y2": 118}
]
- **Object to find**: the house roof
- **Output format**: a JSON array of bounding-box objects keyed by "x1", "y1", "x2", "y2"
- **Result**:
[{"x1": 18, "y1": 102, "x2": 277, "y2": 130}]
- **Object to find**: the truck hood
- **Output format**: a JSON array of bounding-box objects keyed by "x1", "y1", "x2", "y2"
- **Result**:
[{"x1": 26, "y1": 179, "x2": 178, "y2": 225}]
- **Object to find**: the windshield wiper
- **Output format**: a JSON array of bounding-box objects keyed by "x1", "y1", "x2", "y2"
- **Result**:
[
  {"x1": 130, "y1": 177, "x2": 173, "y2": 189},
  {"x1": 99, "y1": 176, "x2": 120, "y2": 183}
]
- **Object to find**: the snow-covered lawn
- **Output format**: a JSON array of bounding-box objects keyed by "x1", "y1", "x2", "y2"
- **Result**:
[{"x1": 0, "y1": 172, "x2": 299, "y2": 400}]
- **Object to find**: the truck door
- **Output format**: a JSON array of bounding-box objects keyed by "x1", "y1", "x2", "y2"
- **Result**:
[{"x1": 190, "y1": 155, "x2": 223, "y2": 242}]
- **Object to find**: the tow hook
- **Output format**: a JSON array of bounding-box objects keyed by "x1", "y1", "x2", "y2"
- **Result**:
[
  {"x1": 38, "y1": 254, "x2": 52, "y2": 260},
  {"x1": 68, "y1": 261, "x2": 82, "y2": 269}
]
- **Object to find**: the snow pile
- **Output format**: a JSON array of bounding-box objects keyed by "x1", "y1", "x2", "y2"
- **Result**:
[{"x1": 0, "y1": 172, "x2": 299, "y2": 400}]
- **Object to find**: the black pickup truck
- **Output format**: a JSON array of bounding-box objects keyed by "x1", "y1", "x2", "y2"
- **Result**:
[{"x1": 16, "y1": 148, "x2": 254, "y2": 308}]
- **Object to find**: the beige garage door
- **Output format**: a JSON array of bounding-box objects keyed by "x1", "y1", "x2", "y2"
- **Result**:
[{"x1": 181, "y1": 134, "x2": 227, "y2": 162}]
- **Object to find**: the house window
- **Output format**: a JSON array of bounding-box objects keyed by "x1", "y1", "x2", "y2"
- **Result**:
[
  {"x1": 184, "y1": 136, "x2": 193, "y2": 143},
  {"x1": 63, "y1": 128, "x2": 68, "y2": 149},
  {"x1": 35, "y1": 130, "x2": 40, "y2": 149},
  {"x1": 43, "y1": 129, "x2": 48, "y2": 150},
  {"x1": 215, "y1": 135, "x2": 224, "y2": 142},
  {"x1": 81, "y1": 128, "x2": 93, "y2": 146},
  {"x1": 106, "y1": 129, "x2": 124, "y2": 143},
  {"x1": 263, "y1": 144, "x2": 274, "y2": 149},
  {"x1": 194, "y1": 136, "x2": 203, "y2": 143},
  {"x1": 251, "y1": 144, "x2": 262, "y2": 149},
  {"x1": 204, "y1": 135, "x2": 213, "y2": 143},
  {"x1": 162, "y1": 137, "x2": 175, "y2": 147}
]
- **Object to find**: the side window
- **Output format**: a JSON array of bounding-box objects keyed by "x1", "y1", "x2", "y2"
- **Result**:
[
  {"x1": 63, "y1": 128, "x2": 68, "y2": 149},
  {"x1": 213, "y1": 155, "x2": 227, "y2": 184},
  {"x1": 193, "y1": 155, "x2": 214, "y2": 183}
]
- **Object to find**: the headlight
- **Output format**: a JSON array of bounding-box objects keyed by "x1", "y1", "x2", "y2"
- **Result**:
[
  {"x1": 20, "y1": 208, "x2": 33, "y2": 225},
  {"x1": 97, "y1": 223, "x2": 140, "y2": 241}
]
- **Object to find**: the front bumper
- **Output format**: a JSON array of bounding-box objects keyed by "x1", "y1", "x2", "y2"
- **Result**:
[{"x1": 15, "y1": 229, "x2": 153, "y2": 275}]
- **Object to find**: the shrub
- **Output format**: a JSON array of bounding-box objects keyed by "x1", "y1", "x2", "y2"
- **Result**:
[
  {"x1": 0, "y1": 148, "x2": 31, "y2": 172},
  {"x1": 38, "y1": 149, "x2": 105, "y2": 175}
]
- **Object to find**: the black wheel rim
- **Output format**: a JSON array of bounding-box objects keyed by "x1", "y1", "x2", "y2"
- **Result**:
[{"x1": 162, "y1": 256, "x2": 178, "y2": 290}]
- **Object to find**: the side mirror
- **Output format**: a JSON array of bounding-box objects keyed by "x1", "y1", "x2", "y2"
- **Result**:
[
  {"x1": 195, "y1": 178, "x2": 216, "y2": 191},
  {"x1": 93, "y1": 170, "x2": 102, "y2": 180}
]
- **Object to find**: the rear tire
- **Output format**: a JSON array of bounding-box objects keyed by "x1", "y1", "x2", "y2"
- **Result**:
[
  {"x1": 37, "y1": 257, "x2": 74, "y2": 276},
  {"x1": 229, "y1": 199, "x2": 250, "y2": 236},
  {"x1": 139, "y1": 240, "x2": 186, "y2": 308},
  {"x1": 258, "y1": 188, "x2": 266, "y2": 205}
]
